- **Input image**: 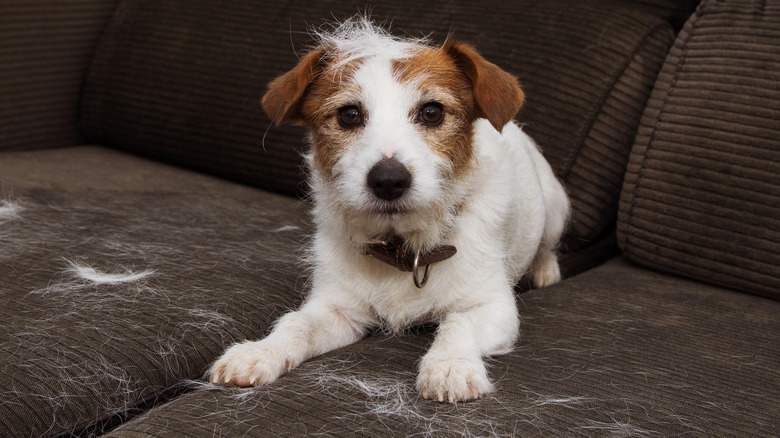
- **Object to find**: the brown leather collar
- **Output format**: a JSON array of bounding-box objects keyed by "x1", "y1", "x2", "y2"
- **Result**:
[{"x1": 364, "y1": 236, "x2": 457, "y2": 272}]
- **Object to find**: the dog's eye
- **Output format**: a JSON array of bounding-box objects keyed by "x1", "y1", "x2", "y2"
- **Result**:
[
  {"x1": 338, "y1": 105, "x2": 362, "y2": 129},
  {"x1": 419, "y1": 103, "x2": 444, "y2": 127}
]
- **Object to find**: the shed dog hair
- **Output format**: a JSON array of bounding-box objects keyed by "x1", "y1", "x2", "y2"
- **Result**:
[{"x1": 209, "y1": 17, "x2": 570, "y2": 403}]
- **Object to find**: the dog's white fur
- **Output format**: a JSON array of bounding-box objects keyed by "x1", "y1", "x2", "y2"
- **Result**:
[{"x1": 209, "y1": 18, "x2": 570, "y2": 403}]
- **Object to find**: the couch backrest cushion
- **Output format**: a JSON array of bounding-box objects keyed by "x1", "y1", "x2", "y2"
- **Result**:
[
  {"x1": 0, "y1": 0, "x2": 120, "y2": 151},
  {"x1": 80, "y1": 0, "x2": 673, "y2": 251},
  {"x1": 618, "y1": 0, "x2": 780, "y2": 299},
  {"x1": 628, "y1": 0, "x2": 701, "y2": 29}
]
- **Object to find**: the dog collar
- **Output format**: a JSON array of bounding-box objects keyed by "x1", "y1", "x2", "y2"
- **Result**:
[{"x1": 364, "y1": 236, "x2": 457, "y2": 288}]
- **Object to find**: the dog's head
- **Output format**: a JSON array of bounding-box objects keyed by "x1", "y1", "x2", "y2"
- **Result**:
[{"x1": 262, "y1": 18, "x2": 524, "y2": 250}]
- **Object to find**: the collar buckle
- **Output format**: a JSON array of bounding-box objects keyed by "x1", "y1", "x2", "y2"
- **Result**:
[{"x1": 364, "y1": 237, "x2": 457, "y2": 288}]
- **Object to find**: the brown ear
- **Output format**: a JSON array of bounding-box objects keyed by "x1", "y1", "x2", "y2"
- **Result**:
[
  {"x1": 261, "y1": 47, "x2": 327, "y2": 126},
  {"x1": 444, "y1": 39, "x2": 525, "y2": 132}
]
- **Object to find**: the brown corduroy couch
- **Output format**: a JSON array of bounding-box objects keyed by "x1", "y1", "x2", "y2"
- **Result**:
[{"x1": 1, "y1": 0, "x2": 778, "y2": 436}]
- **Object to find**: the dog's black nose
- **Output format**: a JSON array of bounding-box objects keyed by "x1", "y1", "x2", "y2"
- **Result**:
[{"x1": 367, "y1": 158, "x2": 412, "y2": 201}]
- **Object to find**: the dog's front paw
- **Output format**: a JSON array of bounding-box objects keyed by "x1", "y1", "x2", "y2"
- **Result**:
[
  {"x1": 209, "y1": 340, "x2": 295, "y2": 387},
  {"x1": 416, "y1": 356, "x2": 494, "y2": 403}
]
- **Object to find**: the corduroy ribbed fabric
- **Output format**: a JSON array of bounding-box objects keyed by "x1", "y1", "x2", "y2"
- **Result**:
[
  {"x1": 0, "y1": 0, "x2": 120, "y2": 151},
  {"x1": 618, "y1": 0, "x2": 780, "y2": 299},
  {"x1": 79, "y1": 0, "x2": 673, "y2": 252},
  {"x1": 0, "y1": 145, "x2": 618, "y2": 437},
  {"x1": 631, "y1": 0, "x2": 701, "y2": 28},
  {"x1": 105, "y1": 257, "x2": 780, "y2": 437},
  {"x1": 0, "y1": 147, "x2": 310, "y2": 437}
]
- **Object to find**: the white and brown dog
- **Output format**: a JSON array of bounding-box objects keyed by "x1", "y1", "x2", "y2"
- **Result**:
[{"x1": 209, "y1": 18, "x2": 569, "y2": 403}]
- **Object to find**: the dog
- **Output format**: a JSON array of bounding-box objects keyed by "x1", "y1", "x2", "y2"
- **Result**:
[{"x1": 209, "y1": 17, "x2": 570, "y2": 403}]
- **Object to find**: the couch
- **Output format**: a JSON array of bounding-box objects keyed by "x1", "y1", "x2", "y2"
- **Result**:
[{"x1": 1, "y1": 0, "x2": 778, "y2": 436}]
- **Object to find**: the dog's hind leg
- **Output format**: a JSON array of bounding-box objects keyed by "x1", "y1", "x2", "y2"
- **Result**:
[
  {"x1": 209, "y1": 295, "x2": 372, "y2": 387},
  {"x1": 529, "y1": 152, "x2": 570, "y2": 288},
  {"x1": 530, "y1": 246, "x2": 562, "y2": 288}
]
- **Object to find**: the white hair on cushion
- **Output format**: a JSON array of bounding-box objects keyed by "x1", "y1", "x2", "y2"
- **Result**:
[
  {"x1": 1, "y1": 193, "x2": 306, "y2": 435},
  {"x1": 0, "y1": 198, "x2": 22, "y2": 221},
  {"x1": 272, "y1": 224, "x2": 301, "y2": 233},
  {"x1": 191, "y1": 358, "x2": 667, "y2": 437},
  {"x1": 66, "y1": 260, "x2": 155, "y2": 285}
]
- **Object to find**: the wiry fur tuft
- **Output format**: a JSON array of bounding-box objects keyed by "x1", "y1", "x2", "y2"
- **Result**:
[{"x1": 311, "y1": 15, "x2": 430, "y2": 72}]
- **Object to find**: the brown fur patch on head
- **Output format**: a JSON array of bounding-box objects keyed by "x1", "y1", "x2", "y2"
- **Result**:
[
  {"x1": 392, "y1": 47, "x2": 479, "y2": 177},
  {"x1": 261, "y1": 34, "x2": 523, "y2": 183},
  {"x1": 262, "y1": 44, "x2": 366, "y2": 181},
  {"x1": 443, "y1": 39, "x2": 525, "y2": 133},
  {"x1": 299, "y1": 55, "x2": 365, "y2": 181}
]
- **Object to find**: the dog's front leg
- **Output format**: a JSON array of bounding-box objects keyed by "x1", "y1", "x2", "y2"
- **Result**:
[
  {"x1": 416, "y1": 290, "x2": 519, "y2": 403},
  {"x1": 209, "y1": 296, "x2": 371, "y2": 387}
]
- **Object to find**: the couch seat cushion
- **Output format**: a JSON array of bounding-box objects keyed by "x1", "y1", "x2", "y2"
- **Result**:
[
  {"x1": 0, "y1": 146, "x2": 310, "y2": 436},
  {"x1": 105, "y1": 257, "x2": 779, "y2": 437},
  {"x1": 0, "y1": 146, "x2": 635, "y2": 436}
]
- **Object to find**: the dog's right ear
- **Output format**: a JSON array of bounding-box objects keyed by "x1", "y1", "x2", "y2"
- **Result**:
[
  {"x1": 262, "y1": 47, "x2": 327, "y2": 126},
  {"x1": 444, "y1": 39, "x2": 524, "y2": 133}
]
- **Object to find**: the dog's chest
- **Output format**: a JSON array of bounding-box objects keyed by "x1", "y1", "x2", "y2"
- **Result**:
[
  {"x1": 356, "y1": 258, "x2": 463, "y2": 331},
  {"x1": 370, "y1": 289, "x2": 441, "y2": 332}
]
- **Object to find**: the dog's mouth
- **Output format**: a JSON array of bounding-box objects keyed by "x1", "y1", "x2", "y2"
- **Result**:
[
  {"x1": 371, "y1": 203, "x2": 408, "y2": 217},
  {"x1": 365, "y1": 195, "x2": 413, "y2": 217}
]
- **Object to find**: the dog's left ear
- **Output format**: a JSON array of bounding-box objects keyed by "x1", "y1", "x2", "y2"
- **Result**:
[
  {"x1": 262, "y1": 47, "x2": 328, "y2": 126},
  {"x1": 444, "y1": 39, "x2": 525, "y2": 133}
]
